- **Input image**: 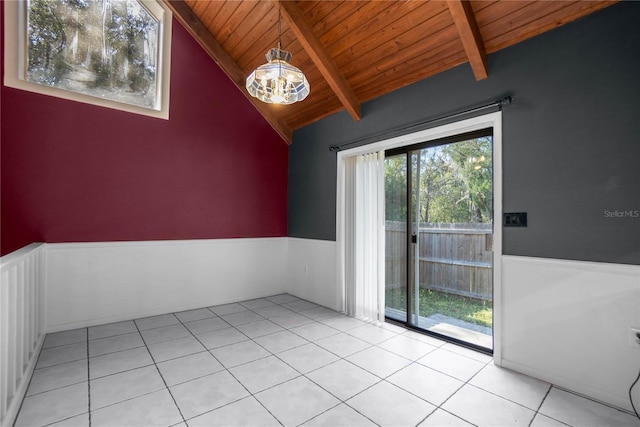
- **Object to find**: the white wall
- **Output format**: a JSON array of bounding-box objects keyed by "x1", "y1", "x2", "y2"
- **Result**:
[
  {"x1": 45, "y1": 238, "x2": 288, "y2": 332},
  {"x1": 45, "y1": 237, "x2": 343, "y2": 332},
  {"x1": 286, "y1": 238, "x2": 339, "y2": 311},
  {"x1": 0, "y1": 244, "x2": 46, "y2": 427},
  {"x1": 498, "y1": 255, "x2": 640, "y2": 412}
]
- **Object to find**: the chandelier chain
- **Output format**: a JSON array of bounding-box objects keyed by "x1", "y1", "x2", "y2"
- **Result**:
[
  {"x1": 277, "y1": 2, "x2": 282, "y2": 50},
  {"x1": 245, "y1": 0, "x2": 309, "y2": 104}
]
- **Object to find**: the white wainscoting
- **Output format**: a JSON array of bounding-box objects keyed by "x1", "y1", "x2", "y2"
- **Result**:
[
  {"x1": 45, "y1": 238, "x2": 289, "y2": 332},
  {"x1": 0, "y1": 243, "x2": 46, "y2": 427},
  {"x1": 286, "y1": 238, "x2": 339, "y2": 311},
  {"x1": 499, "y1": 255, "x2": 640, "y2": 412}
]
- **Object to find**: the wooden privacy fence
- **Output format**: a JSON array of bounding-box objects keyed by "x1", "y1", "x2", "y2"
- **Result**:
[{"x1": 385, "y1": 221, "x2": 493, "y2": 301}]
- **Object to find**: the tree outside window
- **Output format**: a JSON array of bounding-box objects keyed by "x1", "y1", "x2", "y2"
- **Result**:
[
  {"x1": 385, "y1": 137, "x2": 493, "y2": 224},
  {"x1": 26, "y1": 0, "x2": 161, "y2": 110}
]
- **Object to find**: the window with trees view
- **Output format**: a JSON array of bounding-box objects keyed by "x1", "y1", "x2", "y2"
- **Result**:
[
  {"x1": 4, "y1": 0, "x2": 171, "y2": 118},
  {"x1": 385, "y1": 136, "x2": 493, "y2": 224}
]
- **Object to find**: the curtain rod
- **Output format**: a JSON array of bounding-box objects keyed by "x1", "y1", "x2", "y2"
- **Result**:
[{"x1": 329, "y1": 95, "x2": 513, "y2": 152}]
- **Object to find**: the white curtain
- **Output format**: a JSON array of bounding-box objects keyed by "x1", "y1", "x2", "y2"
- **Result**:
[{"x1": 343, "y1": 151, "x2": 385, "y2": 322}]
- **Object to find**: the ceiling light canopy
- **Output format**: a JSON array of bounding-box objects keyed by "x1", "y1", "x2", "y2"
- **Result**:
[{"x1": 246, "y1": 45, "x2": 309, "y2": 105}]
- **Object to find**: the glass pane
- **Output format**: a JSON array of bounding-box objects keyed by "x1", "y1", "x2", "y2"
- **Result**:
[
  {"x1": 26, "y1": 0, "x2": 160, "y2": 109},
  {"x1": 410, "y1": 136, "x2": 494, "y2": 349},
  {"x1": 384, "y1": 154, "x2": 407, "y2": 322}
]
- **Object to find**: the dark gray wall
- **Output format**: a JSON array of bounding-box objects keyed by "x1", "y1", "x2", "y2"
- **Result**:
[{"x1": 288, "y1": 2, "x2": 640, "y2": 265}]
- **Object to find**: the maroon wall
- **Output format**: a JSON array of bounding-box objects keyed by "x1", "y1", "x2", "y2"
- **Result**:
[{"x1": 1, "y1": 11, "x2": 288, "y2": 256}]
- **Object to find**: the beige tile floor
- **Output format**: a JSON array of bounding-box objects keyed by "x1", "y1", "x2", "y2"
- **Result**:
[{"x1": 14, "y1": 294, "x2": 640, "y2": 427}]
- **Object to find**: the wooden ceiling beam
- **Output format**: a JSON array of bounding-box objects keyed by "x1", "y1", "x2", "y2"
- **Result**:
[
  {"x1": 447, "y1": 0, "x2": 488, "y2": 80},
  {"x1": 278, "y1": 0, "x2": 361, "y2": 122},
  {"x1": 163, "y1": 0, "x2": 292, "y2": 144}
]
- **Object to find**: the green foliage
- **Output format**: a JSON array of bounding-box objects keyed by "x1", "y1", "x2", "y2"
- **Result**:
[
  {"x1": 26, "y1": 0, "x2": 158, "y2": 101},
  {"x1": 90, "y1": 51, "x2": 112, "y2": 87},
  {"x1": 385, "y1": 288, "x2": 493, "y2": 328},
  {"x1": 443, "y1": 137, "x2": 493, "y2": 222},
  {"x1": 385, "y1": 137, "x2": 493, "y2": 223},
  {"x1": 27, "y1": 0, "x2": 67, "y2": 85},
  {"x1": 127, "y1": 65, "x2": 150, "y2": 93},
  {"x1": 61, "y1": 0, "x2": 90, "y2": 9},
  {"x1": 385, "y1": 156, "x2": 407, "y2": 222}
]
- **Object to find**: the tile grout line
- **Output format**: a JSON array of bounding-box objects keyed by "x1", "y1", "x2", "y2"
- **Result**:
[
  {"x1": 244, "y1": 303, "x2": 408, "y2": 426},
  {"x1": 528, "y1": 385, "x2": 560, "y2": 427},
  {"x1": 417, "y1": 364, "x2": 480, "y2": 427},
  {"x1": 294, "y1": 331, "x2": 453, "y2": 426},
  {"x1": 261, "y1": 313, "x2": 512, "y2": 427},
  {"x1": 36, "y1": 314, "x2": 503, "y2": 427},
  {"x1": 210, "y1": 299, "x2": 377, "y2": 426},
  {"x1": 172, "y1": 297, "x2": 309, "y2": 424},
  {"x1": 243, "y1": 301, "x2": 453, "y2": 426},
  {"x1": 410, "y1": 349, "x2": 543, "y2": 426},
  {"x1": 32, "y1": 338, "x2": 88, "y2": 371},
  {"x1": 175, "y1": 305, "x2": 286, "y2": 426},
  {"x1": 15, "y1": 298, "x2": 447, "y2": 426},
  {"x1": 37, "y1": 338, "x2": 86, "y2": 350},
  {"x1": 210, "y1": 297, "x2": 345, "y2": 423},
  {"x1": 133, "y1": 316, "x2": 189, "y2": 426},
  {"x1": 21, "y1": 298, "x2": 469, "y2": 426},
  {"x1": 17, "y1": 356, "x2": 91, "y2": 398},
  {"x1": 528, "y1": 391, "x2": 545, "y2": 427},
  {"x1": 366, "y1": 337, "x2": 491, "y2": 426},
  {"x1": 176, "y1": 297, "x2": 332, "y2": 425},
  {"x1": 86, "y1": 328, "x2": 91, "y2": 427},
  {"x1": 244, "y1": 300, "x2": 382, "y2": 427},
  {"x1": 463, "y1": 374, "x2": 548, "y2": 422},
  {"x1": 27, "y1": 295, "x2": 631, "y2": 427},
  {"x1": 553, "y1": 384, "x2": 640, "y2": 420},
  {"x1": 20, "y1": 331, "x2": 91, "y2": 427},
  {"x1": 337, "y1": 357, "x2": 435, "y2": 425},
  {"x1": 9, "y1": 332, "x2": 58, "y2": 426}
]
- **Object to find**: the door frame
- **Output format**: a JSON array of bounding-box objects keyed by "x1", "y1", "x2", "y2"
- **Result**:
[
  {"x1": 400, "y1": 129, "x2": 495, "y2": 351},
  {"x1": 336, "y1": 111, "x2": 503, "y2": 362}
]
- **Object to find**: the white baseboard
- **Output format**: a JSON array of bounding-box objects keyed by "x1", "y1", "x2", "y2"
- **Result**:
[
  {"x1": 45, "y1": 238, "x2": 289, "y2": 332},
  {"x1": 499, "y1": 255, "x2": 640, "y2": 412}
]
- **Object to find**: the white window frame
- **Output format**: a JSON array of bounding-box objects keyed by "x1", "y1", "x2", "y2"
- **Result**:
[
  {"x1": 3, "y1": 0, "x2": 172, "y2": 120},
  {"x1": 336, "y1": 111, "x2": 503, "y2": 361}
]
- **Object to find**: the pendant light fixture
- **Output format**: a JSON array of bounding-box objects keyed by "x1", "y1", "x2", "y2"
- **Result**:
[{"x1": 246, "y1": 3, "x2": 310, "y2": 105}]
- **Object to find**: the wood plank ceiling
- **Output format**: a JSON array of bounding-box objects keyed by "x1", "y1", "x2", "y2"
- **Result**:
[{"x1": 164, "y1": 0, "x2": 617, "y2": 144}]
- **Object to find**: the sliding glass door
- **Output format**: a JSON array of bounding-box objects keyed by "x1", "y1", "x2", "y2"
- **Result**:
[
  {"x1": 384, "y1": 154, "x2": 408, "y2": 322},
  {"x1": 385, "y1": 130, "x2": 494, "y2": 351}
]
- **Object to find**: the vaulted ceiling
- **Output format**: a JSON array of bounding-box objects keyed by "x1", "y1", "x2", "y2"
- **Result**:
[{"x1": 164, "y1": 0, "x2": 617, "y2": 144}]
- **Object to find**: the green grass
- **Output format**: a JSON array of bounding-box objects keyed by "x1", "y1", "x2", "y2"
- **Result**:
[{"x1": 386, "y1": 287, "x2": 492, "y2": 328}]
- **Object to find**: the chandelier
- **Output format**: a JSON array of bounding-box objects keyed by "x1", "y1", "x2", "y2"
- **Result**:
[{"x1": 246, "y1": 4, "x2": 309, "y2": 105}]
